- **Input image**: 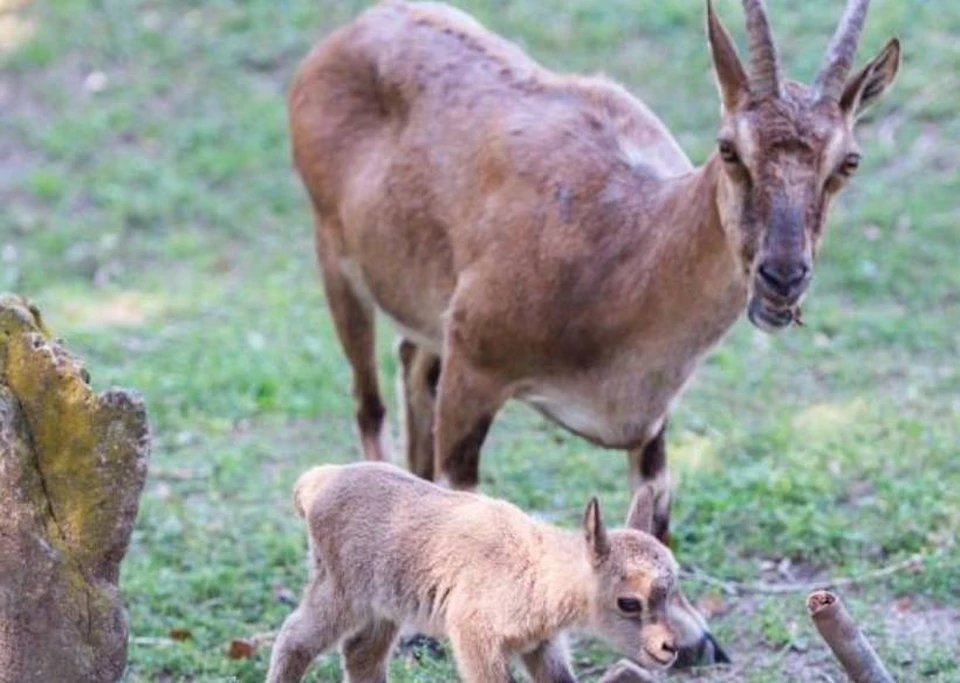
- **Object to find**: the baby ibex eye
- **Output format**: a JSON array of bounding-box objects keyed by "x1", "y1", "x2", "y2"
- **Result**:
[
  {"x1": 840, "y1": 152, "x2": 862, "y2": 176},
  {"x1": 617, "y1": 597, "x2": 643, "y2": 615},
  {"x1": 718, "y1": 140, "x2": 740, "y2": 164}
]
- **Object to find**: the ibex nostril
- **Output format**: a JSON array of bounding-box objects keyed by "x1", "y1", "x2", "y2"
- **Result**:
[
  {"x1": 662, "y1": 642, "x2": 678, "y2": 654},
  {"x1": 759, "y1": 263, "x2": 809, "y2": 296}
]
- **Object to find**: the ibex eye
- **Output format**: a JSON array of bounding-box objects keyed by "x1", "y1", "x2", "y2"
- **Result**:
[
  {"x1": 718, "y1": 140, "x2": 740, "y2": 164},
  {"x1": 617, "y1": 598, "x2": 643, "y2": 614},
  {"x1": 840, "y1": 153, "x2": 862, "y2": 175}
]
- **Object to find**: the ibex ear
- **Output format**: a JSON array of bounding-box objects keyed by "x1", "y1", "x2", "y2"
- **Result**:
[
  {"x1": 583, "y1": 497, "x2": 610, "y2": 562},
  {"x1": 707, "y1": 0, "x2": 749, "y2": 113},
  {"x1": 840, "y1": 38, "x2": 901, "y2": 120},
  {"x1": 626, "y1": 484, "x2": 656, "y2": 535}
]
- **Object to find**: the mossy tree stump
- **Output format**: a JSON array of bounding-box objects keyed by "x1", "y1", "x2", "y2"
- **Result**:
[{"x1": 0, "y1": 294, "x2": 149, "y2": 682}]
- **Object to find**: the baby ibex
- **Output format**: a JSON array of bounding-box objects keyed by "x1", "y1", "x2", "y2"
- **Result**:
[
  {"x1": 268, "y1": 463, "x2": 682, "y2": 682},
  {"x1": 289, "y1": 0, "x2": 899, "y2": 665}
]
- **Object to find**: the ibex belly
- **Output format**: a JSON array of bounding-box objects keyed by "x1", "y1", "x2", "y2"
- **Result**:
[
  {"x1": 339, "y1": 258, "x2": 444, "y2": 353},
  {"x1": 516, "y1": 359, "x2": 698, "y2": 449}
]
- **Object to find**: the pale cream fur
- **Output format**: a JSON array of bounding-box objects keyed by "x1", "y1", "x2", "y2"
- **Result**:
[{"x1": 268, "y1": 463, "x2": 681, "y2": 682}]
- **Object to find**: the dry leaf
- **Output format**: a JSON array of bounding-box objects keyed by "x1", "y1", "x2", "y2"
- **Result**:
[
  {"x1": 227, "y1": 638, "x2": 256, "y2": 659},
  {"x1": 168, "y1": 628, "x2": 192, "y2": 642},
  {"x1": 696, "y1": 592, "x2": 728, "y2": 618}
]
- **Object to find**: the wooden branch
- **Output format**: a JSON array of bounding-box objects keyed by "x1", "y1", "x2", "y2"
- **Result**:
[
  {"x1": 682, "y1": 553, "x2": 927, "y2": 595},
  {"x1": 807, "y1": 590, "x2": 892, "y2": 683}
]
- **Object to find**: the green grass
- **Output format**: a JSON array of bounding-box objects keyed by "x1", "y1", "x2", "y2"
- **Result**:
[{"x1": 2, "y1": 0, "x2": 958, "y2": 680}]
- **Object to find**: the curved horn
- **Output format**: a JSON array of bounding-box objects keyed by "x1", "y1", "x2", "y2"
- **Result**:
[
  {"x1": 814, "y1": 0, "x2": 871, "y2": 102},
  {"x1": 742, "y1": 0, "x2": 781, "y2": 98}
]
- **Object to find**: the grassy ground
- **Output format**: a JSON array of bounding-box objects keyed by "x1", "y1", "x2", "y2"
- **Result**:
[{"x1": 2, "y1": 0, "x2": 958, "y2": 680}]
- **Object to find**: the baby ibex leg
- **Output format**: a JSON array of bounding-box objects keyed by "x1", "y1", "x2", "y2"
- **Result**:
[
  {"x1": 449, "y1": 627, "x2": 513, "y2": 683},
  {"x1": 397, "y1": 339, "x2": 441, "y2": 480},
  {"x1": 520, "y1": 638, "x2": 576, "y2": 683},
  {"x1": 341, "y1": 619, "x2": 399, "y2": 683},
  {"x1": 267, "y1": 579, "x2": 345, "y2": 683}
]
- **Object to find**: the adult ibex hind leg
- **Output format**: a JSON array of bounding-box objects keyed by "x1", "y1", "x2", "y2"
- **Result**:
[
  {"x1": 314, "y1": 209, "x2": 390, "y2": 462},
  {"x1": 397, "y1": 339, "x2": 441, "y2": 480}
]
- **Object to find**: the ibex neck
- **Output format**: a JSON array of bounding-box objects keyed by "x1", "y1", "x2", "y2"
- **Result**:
[
  {"x1": 613, "y1": 155, "x2": 748, "y2": 334},
  {"x1": 535, "y1": 526, "x2": 595, "y2": 632}
]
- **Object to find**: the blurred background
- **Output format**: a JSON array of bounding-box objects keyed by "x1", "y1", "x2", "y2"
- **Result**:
[{"x1": 1, "y1": 0, "x2": 957, "y2": 680}]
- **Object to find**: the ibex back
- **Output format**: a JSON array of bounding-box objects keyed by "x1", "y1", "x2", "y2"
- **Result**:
[{"x1": 288, "y1": 0, "x2": 899, "y2": 666}]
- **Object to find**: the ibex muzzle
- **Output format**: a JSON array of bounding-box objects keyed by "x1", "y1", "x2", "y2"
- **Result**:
[{"x1": 710, "y1": 0, "x2": 901, "y2": 332}]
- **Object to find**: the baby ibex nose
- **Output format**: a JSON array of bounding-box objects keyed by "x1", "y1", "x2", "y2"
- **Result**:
[
  {"x1": 661, "y1": 640, "x2": 677, "y2": 655},
  {"x1": 758, "y1": 261, "x2": 810, "y2": 298}
]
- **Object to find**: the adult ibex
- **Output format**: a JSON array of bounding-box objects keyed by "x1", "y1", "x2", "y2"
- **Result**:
[{"x1": 288, "y1": 0, "x2": 899, "y2": 665}]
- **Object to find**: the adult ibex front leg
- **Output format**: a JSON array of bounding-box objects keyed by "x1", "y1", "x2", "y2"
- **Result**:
[
  {"x1": 628, "y1": 424, "x2": 672, "y2": 544},
  {"x1": 433, "y1": 344, "x2": 506, "y2": 490}
]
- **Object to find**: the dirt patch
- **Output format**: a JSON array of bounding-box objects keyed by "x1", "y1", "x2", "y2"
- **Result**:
[
  {"x1": 670, "y1": 594, "x2": 960, "y2": 682},
  {"x1": 882, "y1": 599, "x2": 960, "y2": 669}
]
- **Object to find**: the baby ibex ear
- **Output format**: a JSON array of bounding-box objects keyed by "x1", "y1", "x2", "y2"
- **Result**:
[
  {"x1": 626, "y1": 484, "x2": 656, "y2": 535},
  {"x1": 583, "y1": 497, "x2": 610, "y2": 563}
]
